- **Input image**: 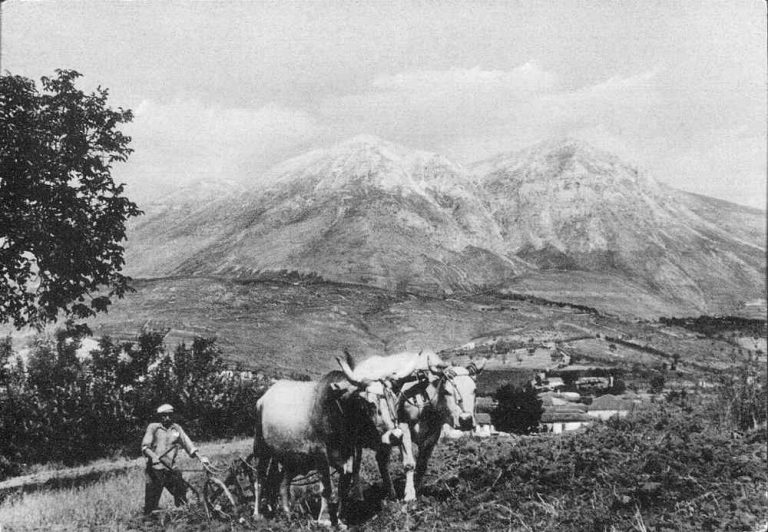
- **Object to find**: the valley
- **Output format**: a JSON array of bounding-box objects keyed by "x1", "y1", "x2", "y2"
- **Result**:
[{"x1": 77, "y1": 275, "x2": 765, "y2": 390}]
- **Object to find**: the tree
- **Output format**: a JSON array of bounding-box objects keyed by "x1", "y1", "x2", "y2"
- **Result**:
[
  {"x1": 649, "y1": 373, "x2": 666, "y2": 394},
  {"x1": 0, "y1": 70, "x2": 141, "y2": 329},
  {"x1": 491, "y1": 384, "x2": 543, "y2": 434},
  {"x1": 606, "y1": 378, "x2": 626, "y2": 395}
]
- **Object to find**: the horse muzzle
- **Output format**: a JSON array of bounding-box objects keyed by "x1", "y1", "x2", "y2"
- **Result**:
[{"x1": 458, "y1": 413, "x2": 474, "y2": 431}]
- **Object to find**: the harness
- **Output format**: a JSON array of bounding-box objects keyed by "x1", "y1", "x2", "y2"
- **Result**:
[
  {"x1": 402, "y1": 369, "x2": 473, "y2": 419},
  {"x1": 333, "y1": 380, "x2": 400, "y2": 425}
]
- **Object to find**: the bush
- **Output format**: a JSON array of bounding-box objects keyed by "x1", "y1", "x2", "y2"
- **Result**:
[
  {"x1": 0, "y1": 327, "x2": 267, "y2": 478},
  {"x1": 715, "y1": 362, "x2": 767, "y2": 432},
  {"x1": 491, "y1": 384, "x2": 543, "y2": 434}
]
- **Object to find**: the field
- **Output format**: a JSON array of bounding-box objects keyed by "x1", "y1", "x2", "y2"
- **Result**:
[
  {"x1": 4, "y1": 276, "x2": 759, "y2": 384},
  {"x1": 1, "y1": 276, "x2": 765, "y2": 530},
  {"x1": 1, "y1": 403, "x2": 765, "y2": 531}
]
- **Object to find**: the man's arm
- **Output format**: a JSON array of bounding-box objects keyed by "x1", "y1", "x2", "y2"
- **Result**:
[
  {"x1": 174, "y1": 424, "x2": 209, "y2": 465},
  {"x1": 141, "y1": 424, "x2": 161, "y2": 463}
]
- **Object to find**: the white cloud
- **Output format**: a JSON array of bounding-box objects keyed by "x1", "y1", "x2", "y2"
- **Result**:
[
  {"x1": 114, "y1": 64, "x2": 764, "y2": 210},
  {"x1": 540, "y1": 68, "x2": 662, "y2": 132},
  {"x1": 372, "y1": 63, "x2": 557, "y2": 93},
  {"x1": 646, "y1": 128, "x2": 767, "y2": 209},
  {"x1": 117, "y1": 99, "x2": 323, "y2": 199},
  {"x1": 329, "y1": 64, "x2": 661, "y2": 164}
]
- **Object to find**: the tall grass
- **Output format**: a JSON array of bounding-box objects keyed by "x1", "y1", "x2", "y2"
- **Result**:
[
  {"x1": 0, "y1": 469, "x2": 144, "y2": 530},
  {"x1": 0, "y1": 442, "x2": 251, "y2": 531}
]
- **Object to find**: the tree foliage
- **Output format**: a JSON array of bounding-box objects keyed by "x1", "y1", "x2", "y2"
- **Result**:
[
  {"x1": 0, "y1": 327, "x2": 268, "y2": 477},
  {"x1": 491, "y1": 384, "x2": 543, "y2": 434},
  {"x1": 0, "y1": 70, "x2": 141, "y2": 329}
]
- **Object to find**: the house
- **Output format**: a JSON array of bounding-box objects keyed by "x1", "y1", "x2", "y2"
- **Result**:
[
  {"x1": 587, "y1": 394, "x2": 634, "y2": 420},
  {"x1": 540, "y1": 402, "x2": 592, "y2": 434},
  {"x1": 576, "y1": 376, "x2": 612, "y2": 392},
  {"x1": 538, "y1": 391, "x2": 581, "y2": 404},
  {"x1": 475, "y1": 396, "x2": 497, "y2": 414},
  {"x1": 532, "y1": 375, "x2": 566, "y2": 392},
  {"x1": 540, "y1": 407, "x2": 592, "y2": 434},
  {"x1": 474, "y1": 412, "x2": 495, "y2": 437}
]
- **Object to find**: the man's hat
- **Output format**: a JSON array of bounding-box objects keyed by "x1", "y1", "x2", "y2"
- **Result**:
[{"x1": 157, "y1": 404, "x2": 174, "y2": 414}]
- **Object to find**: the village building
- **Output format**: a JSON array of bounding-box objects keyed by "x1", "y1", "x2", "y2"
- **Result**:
[
  {"x1": 540, "y1": 407, "x2": 592, "y2": 434},
  {"x1": 474, "y1": 412, "x2": 495, "y2": 437},
  {"x1": 586, "y1": 394, "x2": 635, "y2": 420},
  {"x1": 539, "y1": 394, "x2": 592, "y2": 433}
]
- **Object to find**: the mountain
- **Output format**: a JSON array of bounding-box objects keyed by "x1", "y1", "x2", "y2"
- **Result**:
[
  {"x1": 123, "y1": 136, "x2": 765, "y2": 317},
  {"x1": 125, "y1": 136, "x2": 526, "y2": 293},
  {"x1": 472, "y1": 138, "x2": 766, "y2": 314}
]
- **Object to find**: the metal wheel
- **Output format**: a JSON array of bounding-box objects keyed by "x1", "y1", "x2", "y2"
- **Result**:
[{"x1": 204, "y1": 476, "x2": 238, "y2": 519}]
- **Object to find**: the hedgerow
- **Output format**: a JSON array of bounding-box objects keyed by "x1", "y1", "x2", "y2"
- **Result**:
[{"x1": 0, "y1": 325, "x2": 268, "y2": 477}]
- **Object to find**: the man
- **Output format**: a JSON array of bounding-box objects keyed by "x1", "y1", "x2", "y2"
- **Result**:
[{"x1": 141, "y1": 403, "x2": 210, "y2": 515}]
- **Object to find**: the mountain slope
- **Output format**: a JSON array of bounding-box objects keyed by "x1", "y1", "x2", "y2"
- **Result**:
[
  {"x1": 123, "y1": 136, "x2": 765, "y2": 317},
  {"x1": 125, "y1": 136, "x2": 526, "y2": 293},
  {"x1": 472, "y1": 138, "x2": 765, "y2": 314}
]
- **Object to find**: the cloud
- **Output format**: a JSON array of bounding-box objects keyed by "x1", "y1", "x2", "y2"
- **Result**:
[
  {"x1": 646, "y1": 128, "x2": 767, "y2": 209},
  {"x1": 322, "y1": 64, "x2": 663, "y2": 169},
  {"x1": 371, "y1": 63, "x2": 557, "y2": 93},
  {"x1": 113, "y1": 65, "x2": 764, "y2": 210},
  {"x1": 116, "y1": 99, "x2": 323, "y2": 199},
  {"x1": 319, "y1": 64, "x2": 665, "y2": 155},
  {"x1": 540, "y1": 68, "x2": 662, "y2": 131}
]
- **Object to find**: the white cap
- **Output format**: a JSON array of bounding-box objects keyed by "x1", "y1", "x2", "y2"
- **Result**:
[{"x1": 157, "y1": 404, "x2": 174, "y2": 414}]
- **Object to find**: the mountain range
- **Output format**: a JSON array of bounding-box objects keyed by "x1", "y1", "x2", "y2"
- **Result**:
[{"x1": 123, "y1": 136, "x2": 766, "y2": 318}]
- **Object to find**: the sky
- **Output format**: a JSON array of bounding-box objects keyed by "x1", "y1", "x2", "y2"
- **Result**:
[{"x1": 3, "y1": 0, "x2": 766, "y2": 209}]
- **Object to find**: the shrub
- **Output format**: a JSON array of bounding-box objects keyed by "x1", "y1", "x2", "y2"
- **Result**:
[
  {"x1": 491, "y1": 384, "x2": 543, "y2": 434},
  {"x1": 0, "y1": 327, "x2": 267, "y2": 478}
]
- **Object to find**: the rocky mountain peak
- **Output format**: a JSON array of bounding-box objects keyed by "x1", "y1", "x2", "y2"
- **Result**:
[
  {"x1": 123, "y1": 135, "x2": 765, "y2": 317},
  {"x1": 474, "y1": 136, "x2": 657, "y2": 191},
  {"x1": 260, "y1": 135, "x2": 471, "y2": 202}
]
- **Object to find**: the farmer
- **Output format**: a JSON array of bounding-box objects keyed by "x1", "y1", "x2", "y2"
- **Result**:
[{"x1": 141, "y1": 403, "x2": 210, "y2": 515}]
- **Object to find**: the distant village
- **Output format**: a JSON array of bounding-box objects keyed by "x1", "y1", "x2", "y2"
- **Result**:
[{"x1": 441, "y1": 330, "x2": 751, "y2": 439}]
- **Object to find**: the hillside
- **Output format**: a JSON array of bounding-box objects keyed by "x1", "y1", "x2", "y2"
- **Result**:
[
  {"x1": 76, "y1": 276, "x2": 763, "y2": 384},
  {"x1": 122, "y1": 136, "x2": 766, "y2": 318},
  {"x1": 473, "y1": 138, "x2": 766, "y2": 315},
  {"x1": 125, "y1": 136, "x2": 523, "y2": 294}
]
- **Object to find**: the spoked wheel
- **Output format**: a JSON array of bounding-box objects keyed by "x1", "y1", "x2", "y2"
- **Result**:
[{"x1": 204, "y1": 476, "x2": 238, "y2": 519}]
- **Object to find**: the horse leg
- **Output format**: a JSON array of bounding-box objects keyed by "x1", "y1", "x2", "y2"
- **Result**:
[
  {"x1": 414, "y1": 435, "x2": 438, "y2": 489},
  {"x1": 338, "y1": 453, "x2": 357, "y2": 523},
  {"x1": 252, "y1": 456, "x2": 266, "y2": 519},
  {"x1": 278, "y1": 465, "x2": 292, "y2": 517},
  {"x1": 399, "y1": 423, "x2": 417, "y2": 501},
  {"x1": 375, "y1": 445, "x2": 396, "y2": 500},
  {"x1": 316, "y1": 459, "x2": 335, "y2": 527}
]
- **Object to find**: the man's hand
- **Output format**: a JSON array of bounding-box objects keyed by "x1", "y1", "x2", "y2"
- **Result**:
[
  {"x1": 198, "y1": 455, "x2": 211, "y2": 466},
  {"x1": 143, "y1": 448, "x2": 159, "y2": 463}
]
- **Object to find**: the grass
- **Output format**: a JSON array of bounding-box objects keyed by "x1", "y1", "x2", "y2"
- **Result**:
[
  {"x1": 2, "y1": 401, "x2": 765, "y2": 531},
  {"x1": 0, "y1": 469, "x2": 143, "y2": 530}
]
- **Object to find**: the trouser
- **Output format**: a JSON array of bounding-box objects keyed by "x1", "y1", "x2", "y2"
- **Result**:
[{"x1": 144, "y1": 466, "x2": 189, "y2": 515}]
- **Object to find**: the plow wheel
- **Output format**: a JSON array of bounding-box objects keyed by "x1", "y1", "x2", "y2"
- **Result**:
[{"x1": 203, "y1": 476, "x2": 238, "y2": 519}]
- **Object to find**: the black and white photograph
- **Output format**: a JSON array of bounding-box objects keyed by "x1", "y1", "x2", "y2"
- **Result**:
[{"x1": 0, "y1": 1, "x2": 765, "y2": 530}]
